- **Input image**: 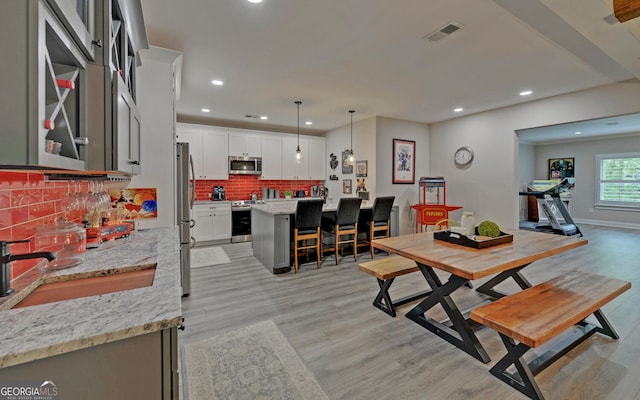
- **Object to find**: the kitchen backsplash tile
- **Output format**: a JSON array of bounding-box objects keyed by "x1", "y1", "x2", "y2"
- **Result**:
[
  {"x1": 0, "y1": 171, "x2": 88, "y2": 280},
  {"x1": 194, "y1": 175, "x2": 322, "y2": 200}
]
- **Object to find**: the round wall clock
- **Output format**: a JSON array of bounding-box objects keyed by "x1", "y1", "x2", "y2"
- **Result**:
[{"x1": 454, "y1": 146, "x2": 474, "y2": 165}]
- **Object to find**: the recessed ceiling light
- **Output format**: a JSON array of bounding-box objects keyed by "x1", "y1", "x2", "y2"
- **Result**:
[
  {"x1": 247, "y1": 0, "x2": 262, "y2": 3},
  {"x1": 211, "y1": 80, "x2": 223, "y2": 86},
  {"x1": 574, "y1": 131, "x2": 582, "y2": 135},
  {"x1": 260, "y1": 116, "x2": 268, "y2": 120},
  {"x1": 454, "y1": 108, "x2": 463, "y2": 113},
  {"x1": 305, "y1": 121, "x2": 312, "y2": 125},
  {"x1": 201, "y1": 108, "x2": 210, "y2": 113},
  {"x1": 520, "y1": 90, "x2": 533, "y2": 96}
]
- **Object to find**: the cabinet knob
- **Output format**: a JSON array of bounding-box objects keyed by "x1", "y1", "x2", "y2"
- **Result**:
[{"x1": 128, "y1": 160, "x2": 140, "y2": 165}]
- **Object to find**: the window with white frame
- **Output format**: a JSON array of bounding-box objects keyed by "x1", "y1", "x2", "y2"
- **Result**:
[{"x1": 596, "y1": 153, "x2": 640, "y2": 207}]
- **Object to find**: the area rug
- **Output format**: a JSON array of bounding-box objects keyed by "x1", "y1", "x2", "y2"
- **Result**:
[
  {"x1": 183, "y1": 320, "x2": 330, "y2": 400},
  {"x1": 191, "y1": 246, "x2": 231, "y2": 268}
]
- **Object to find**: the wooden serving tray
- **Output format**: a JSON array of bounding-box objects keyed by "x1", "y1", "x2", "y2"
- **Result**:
[{"x1": 433, "y1": 229, "x2": 513, "y2": 249}]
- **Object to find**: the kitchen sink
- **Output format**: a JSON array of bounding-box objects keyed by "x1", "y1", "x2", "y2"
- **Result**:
[{"x1": 11, "y1": 264, "x2": 157, "y2": 309}]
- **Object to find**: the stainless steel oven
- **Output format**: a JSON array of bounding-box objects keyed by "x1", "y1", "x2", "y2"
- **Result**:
[{"x1": 231, "y1": 204, "x2": 252, "y2": 242}]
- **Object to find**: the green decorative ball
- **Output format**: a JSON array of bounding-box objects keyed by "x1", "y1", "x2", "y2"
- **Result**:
[{"x1": 477, "y1": 220, "x2": 501, "y2": 238}]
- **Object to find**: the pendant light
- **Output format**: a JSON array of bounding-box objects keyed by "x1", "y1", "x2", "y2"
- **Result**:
[
  {"x1": 295, "y1": 100, "x2": 302, "y2": 163},
  {"x1": 348, "y1": 110, "x2": 355, "y2": 162}
]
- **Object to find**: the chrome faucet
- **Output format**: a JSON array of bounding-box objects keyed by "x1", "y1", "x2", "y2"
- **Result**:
[{"x1": 1, "y1": 240, "x2": 56, "y2": 297}]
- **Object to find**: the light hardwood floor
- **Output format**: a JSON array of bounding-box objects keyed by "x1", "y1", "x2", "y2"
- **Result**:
[{"x1": 179, "y1": 225, "x2": 640, "y2": 400}]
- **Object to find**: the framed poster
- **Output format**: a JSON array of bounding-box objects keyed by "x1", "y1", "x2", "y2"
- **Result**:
[
  {"x1": 393, "y1": 138, "x2": 415, "y2": 184},
  {"x1": 548, "y1": 157, "x2": 575, "y2": 179},
  {"x1": 356, "y1": 160, "x2": 368, "y2": 177},
  {"x1": 343, "y1": 179, "x2": 352, "y2": 194},
  {"x1": 342, "y1": 150, "x2": 353, "y2": 174}
]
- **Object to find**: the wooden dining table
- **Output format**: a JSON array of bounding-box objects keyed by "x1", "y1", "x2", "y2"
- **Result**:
[{"x1": 371, "y1": 229, "x2": 588, "y2": 363}]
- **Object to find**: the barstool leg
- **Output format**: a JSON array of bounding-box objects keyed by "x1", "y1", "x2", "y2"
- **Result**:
[
  {"x1": 294, "y1": 229, "x2": 299, "y2": 273},
  {"x1": 335, "y1": 225, "x2": 339, "y2": 265},
  {"x1": 352, "y1": 223, "x2": 358, "y2": 262},
  {"x1": 316, "y1": 228, "x2": 321, "y2": 269},
  {"x1": 370, "y1": 224, "x2": 375, "y2": 259}
]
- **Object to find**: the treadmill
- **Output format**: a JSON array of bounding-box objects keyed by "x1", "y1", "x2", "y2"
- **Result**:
[{"x1": 519, "y1": 178, "x2": 582, "y2": 237}]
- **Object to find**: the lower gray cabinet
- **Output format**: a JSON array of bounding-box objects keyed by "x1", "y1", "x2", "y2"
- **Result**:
[{"x1": 0, "y1": 328, "x2": 179, "y2": 400}]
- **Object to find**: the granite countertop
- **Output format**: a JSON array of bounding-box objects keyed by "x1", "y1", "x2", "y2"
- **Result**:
[{"x1": 0, "y1": 227, "x2": 182, "y2": 369}]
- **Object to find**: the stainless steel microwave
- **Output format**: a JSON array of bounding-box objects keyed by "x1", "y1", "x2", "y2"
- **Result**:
[{"x1": 229, "y1": 156, "x2": 262, "y2": 175}]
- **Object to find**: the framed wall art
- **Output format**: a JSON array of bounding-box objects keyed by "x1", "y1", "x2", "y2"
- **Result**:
[
  {"x1": 343, "y1": 179, "x2": 352, "y2": 194},
  {"x1": 356, "y1": 160, "x2": 368, "y2": 177},
  {"x1": 393, "y1": 138, "x2": 415, "y2": 184},
  {"x1": 548, "y1": 157, "x2": 575, "y2": 180},
  {"x1": 342, "y1": 150, "x2": 353, "y2": 174}
]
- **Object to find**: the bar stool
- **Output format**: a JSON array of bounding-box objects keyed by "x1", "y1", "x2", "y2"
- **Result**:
[
  {"x1": 293, "y1": 199, "x2": 325, "y2": 273},
  {"x1": 322, "y1": 197, "x2": 362, "y2": 264},
  {"x1": 360, "y1": 196, "x2": 395, "y2": 258}
]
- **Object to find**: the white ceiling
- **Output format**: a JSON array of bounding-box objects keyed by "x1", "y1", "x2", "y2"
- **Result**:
[{"x1": 140, "y1": 0, "x2": 640, "y2": 136}]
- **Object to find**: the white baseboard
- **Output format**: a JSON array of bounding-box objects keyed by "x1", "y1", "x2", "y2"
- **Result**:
[{"x1": 573, "y1": 218, "x2": 640, "y2": 230}]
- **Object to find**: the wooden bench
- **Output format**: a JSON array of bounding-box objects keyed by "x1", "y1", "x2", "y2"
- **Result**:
[
  {"x1": 358, "y1": 256, "x2": 431, "y2": 317},
  {"x1": 470, "y1": 270, "x2": 631, "y2": 400}
]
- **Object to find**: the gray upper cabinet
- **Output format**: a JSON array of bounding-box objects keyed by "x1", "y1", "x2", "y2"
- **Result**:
[
  {"x1": 44, "y1": 0, "x2": 97, "y2": 60},
  {"x1": 88, "y1": 0, "x2": 147, "y2": 173},
  {"x1": 114, "y1": 72, "x2": 141, "y2": 174},
  {"x1": 0, "y1": 0, "x2": 147, "y2": 172},
  {"x1": 0, "y1": 0, "x2": 89, "y2": 169}
]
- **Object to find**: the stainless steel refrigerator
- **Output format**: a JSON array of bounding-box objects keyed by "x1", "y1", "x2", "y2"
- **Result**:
[{"x1": 176, "y1": 142, "x2": 195, "y2": 296}]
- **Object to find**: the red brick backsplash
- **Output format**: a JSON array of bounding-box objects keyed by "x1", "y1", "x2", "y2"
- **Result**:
[
  {"x1": 0, "y1": 171, "x2": 88, "y2": 280},
  {"x1": 194, "y1": 175, "x2": 322, "y2": 201}
]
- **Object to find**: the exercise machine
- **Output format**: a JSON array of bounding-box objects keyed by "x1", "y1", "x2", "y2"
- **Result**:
[{"x1": 519, "y1": 178, "x2": 582, "y2": 237}]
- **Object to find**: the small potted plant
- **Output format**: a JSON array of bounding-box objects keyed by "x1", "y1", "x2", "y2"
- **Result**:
[{"x1": 284, "y1": 190, "x2": 293, "y2": 199}]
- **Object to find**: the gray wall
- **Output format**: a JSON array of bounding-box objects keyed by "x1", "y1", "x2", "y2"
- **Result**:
[
  {"x1": 324, "y1": 115, "x2": 430, "y2": 235},
  {"x1": 430, "y1": 80, "x2": 640, "y2": 230},
  {"x1": 375, "y1": 116, "x2": 430, "y2": 235},
  {"x1": 533, "y1": 134, "x2": 640, "y2": 227}
]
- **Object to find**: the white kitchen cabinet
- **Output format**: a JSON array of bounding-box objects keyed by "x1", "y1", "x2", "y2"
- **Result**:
[
  {"x1": 201, "y1": 128, "x2": 229, "y2": 179},
  {"x1": 176, "y1": 123, "x2": 228, "y2": 180},
  {"x1": 228, "y1": 131, "x2": 261, "y2": 157},
  {"x1": 260, "y1": 135, "x2": 282, "y2": 180},
  {"x1": 192, "y1": 203, "x2": 231, "y2": 243},
  {"x1": 306, "y1": 137, "x2": 326, "y2": 180},
  {"x1": 281, "y1": 137, "x2": 309, "y2": 180}
]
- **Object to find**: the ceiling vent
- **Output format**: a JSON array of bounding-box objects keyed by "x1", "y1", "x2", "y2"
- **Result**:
[{"x1": 423, "y1": 22, "x2": 463, "y2": 43}]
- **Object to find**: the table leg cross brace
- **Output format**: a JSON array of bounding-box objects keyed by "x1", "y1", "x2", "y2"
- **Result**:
[
  {"x1": 406, "y1": 264, "x2": 491, "y2": 363},
  {"x1": 490, "y1": 309, "x2": 619, "y2": 400},
  {"x1": 373, "y1": 278, "x2": 432, "y2": 318},
  {"x1": 475, "y1": 264, "x2": 532, "y2": 299}
]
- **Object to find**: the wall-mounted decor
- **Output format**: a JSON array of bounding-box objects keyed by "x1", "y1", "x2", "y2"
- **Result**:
[
  {"x1": 329, "y1": 153, "x2": 338, "y2": 170},
  {"x1": 548, "y1": 157, "x2": 575, "y2": 179},
  {"x1": 108, "y1": 187, "x2": 158, "y2": 219},
  {"x1": 342, "y1": 150, "x2": 353, "y2": 174},
  {"x1": 356, "y1": 160, "x2": 368, "y2": 177},
  {"x1": 343, "y1": 179, "x2": 352, "y2": 194},
  {"x1": 356, "y1": 178, "x2": 367, "y2": 193},
  {"x1": 393, "y1": 138, "x2": 415, "y2": 184}
]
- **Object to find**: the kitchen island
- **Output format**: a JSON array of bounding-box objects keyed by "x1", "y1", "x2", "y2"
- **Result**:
[
  {"x1": 252, "y1": 199, "x2": 398, "y2": 274},
  {"x1": 0, "y1": 227, "x2": 182, "y2": 399}
]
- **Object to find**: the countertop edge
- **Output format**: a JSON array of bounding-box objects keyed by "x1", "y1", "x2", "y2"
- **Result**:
[{"x1": 0, "y1": 315, "x2": 183, "y2": 369}]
